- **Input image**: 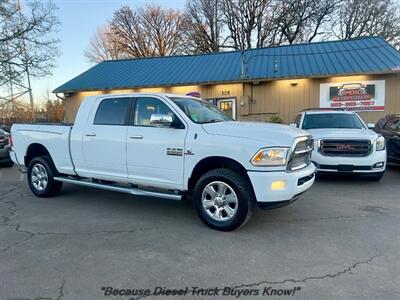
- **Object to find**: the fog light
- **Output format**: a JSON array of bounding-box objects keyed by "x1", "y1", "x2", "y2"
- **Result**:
[
  {"x1": 373, "y1": 162, "x2": 384, "y2": 168},
  {"x1": 271, "y1": 180, "x2": 286, "y2": 191}
]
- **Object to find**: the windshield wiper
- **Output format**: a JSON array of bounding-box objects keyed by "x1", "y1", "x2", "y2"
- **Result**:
[
  {"x1": 204, "y1": 119, "x2": 224, "y2": 124},
  {"x1": 335, "y1": 127, "x2": 361, "y2": 129}
]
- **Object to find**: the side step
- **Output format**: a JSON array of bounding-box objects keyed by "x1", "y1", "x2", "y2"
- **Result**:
[{"x1": 53, "y1": 176, "x2": 182, "y2": 201}]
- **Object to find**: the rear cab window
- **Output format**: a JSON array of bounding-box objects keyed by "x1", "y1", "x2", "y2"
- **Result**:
[
  {"x1": 384, "y1": 115, "x2": 400, "y2": 131},
  {"x1": 94, "y1": 98, "x2": 131, "y2": 125}
]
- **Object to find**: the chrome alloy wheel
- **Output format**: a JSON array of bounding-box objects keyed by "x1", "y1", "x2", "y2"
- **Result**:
[
  {"x1": 201, "y1": 181, "x2": 238, "y2": 222},
  {"x1": 31, "y1": 163, "x2": 48, "y2": 191}
]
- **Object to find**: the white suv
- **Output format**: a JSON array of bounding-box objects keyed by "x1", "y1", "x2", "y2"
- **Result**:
[{"x1": 291, "y1": 110, "x2": 386, "y2": 181}]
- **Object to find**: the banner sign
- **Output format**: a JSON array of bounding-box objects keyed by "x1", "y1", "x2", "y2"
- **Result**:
[{"x1": 319, "y1": 80, "x2": 385, "y2": 111}]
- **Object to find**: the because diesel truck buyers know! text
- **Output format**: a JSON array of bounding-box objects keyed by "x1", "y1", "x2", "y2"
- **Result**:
[{"x1": 10, "y1": 94, "x2": 315, "y2": 231}]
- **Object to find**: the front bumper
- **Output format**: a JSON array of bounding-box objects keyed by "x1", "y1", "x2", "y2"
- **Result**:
[
  {"x1": 248, "y1": 163, "x2": 316, "y2": 204},
  {"x1": 312, "y1": 149, "x2": 386, "y2": 173}
]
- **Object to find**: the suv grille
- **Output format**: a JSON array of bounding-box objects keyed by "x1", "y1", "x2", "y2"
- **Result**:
[
  {"x1": 287, "y1": 137, "x2": 313, "y2": 171},
  {"x1": 319, "y1": 139, "x2": 371, "y2": 157}
]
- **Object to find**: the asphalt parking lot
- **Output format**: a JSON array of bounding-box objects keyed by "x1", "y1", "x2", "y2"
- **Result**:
[{"x1": 1, "y1": 166, "x2": 400, "y2": 300}]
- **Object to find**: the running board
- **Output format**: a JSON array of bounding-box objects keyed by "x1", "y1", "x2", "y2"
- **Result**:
[{"x1": 53, "y1": 177, "x2": 182, "y2": 201}]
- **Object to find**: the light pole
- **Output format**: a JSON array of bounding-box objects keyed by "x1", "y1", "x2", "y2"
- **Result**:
[{"x1": 17, "y1": 0, "x2": 35, "y2": 117}]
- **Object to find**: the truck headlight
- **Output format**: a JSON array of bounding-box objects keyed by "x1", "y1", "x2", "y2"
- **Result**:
[
  {"x1": 251, "y1": 148, "x2": 289, "y2": 166},
  {"x1": 376, "y1": 136, "x2": 385, "y2": 151}
]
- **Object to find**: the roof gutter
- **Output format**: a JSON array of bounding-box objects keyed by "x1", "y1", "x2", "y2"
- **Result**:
[{"x1": 55, "y1": 93, "x2": 66, "y2": 101}]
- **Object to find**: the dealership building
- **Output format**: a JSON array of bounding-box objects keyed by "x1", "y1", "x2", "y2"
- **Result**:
[{"x1": 54, "y1": 36, "x2": 400, "y2": 124}]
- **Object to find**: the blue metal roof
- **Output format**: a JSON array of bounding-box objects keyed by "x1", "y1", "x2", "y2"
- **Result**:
[{"x1": 54, "y1": 37, "x2": 400, "y2": 93}]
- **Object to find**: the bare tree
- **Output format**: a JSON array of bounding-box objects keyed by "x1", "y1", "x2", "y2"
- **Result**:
[
  {"x1": 84, "y1": 25, "x2": 126, "y2": 64},
  {"x1": 275, "y1": 0, "x2": 340, "y2": 44},
  {"x1": 221, "y1": 0, "x2": 271, "y2": 50},
  {"x1": 42, "y1": 88, "x2": 65, "y2": 122},
  {"x1": 109, "y1": 4, "x2": 185, "y2": 58},
  {"x1": 87, "y1": 0, "x2": 400, "y2": 58},
  {"x1": 0, "y1": 0, "x2": 60, "y2": 82},
  {"x1": 255, "y1": 1, "x2": 285, "y2": 47},
  {"x1": 183, "y1": 0, "x2": 223, "y2": 53},
  {"x1": 334, "y1": 0, "x2": 400, "y2": 48}
]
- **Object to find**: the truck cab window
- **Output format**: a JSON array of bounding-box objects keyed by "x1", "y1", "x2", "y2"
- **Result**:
[
  {"x1": 94, "y1": 98, "x2": 131, "y2": 125},
  {"x1": 134, "y1": 97, "x2": 183, "y2": 128}
]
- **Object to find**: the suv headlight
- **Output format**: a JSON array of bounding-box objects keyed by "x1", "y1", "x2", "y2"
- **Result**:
[
  {"x1": 376, "y1": 136, "x2": 385, "y2": 151},
  {"x1": 251, "y1": 148, "x2": 290, "y2": 166}
]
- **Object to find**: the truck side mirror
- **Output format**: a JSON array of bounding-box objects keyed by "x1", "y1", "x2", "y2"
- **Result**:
[
  {"x1": 289, "y1": 123, "x2": 297, "y2": 128},
  {"x1": 367, "y1": 123, "x2": 375, "y2": 129},
  {"x1": 150, "y1": 114, "x2": 173, "y2": 127}
]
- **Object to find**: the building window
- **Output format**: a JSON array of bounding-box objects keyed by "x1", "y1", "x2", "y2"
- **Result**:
[{"x1": 207, "y1": 98, "x2": 236, "y2": 119}]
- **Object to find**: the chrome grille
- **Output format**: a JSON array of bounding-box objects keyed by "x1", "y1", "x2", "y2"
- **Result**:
[
  {"x1": 319, "y1": 139, "x2": 371, "y2": 157},
  {"x1": 287, "y1": 137, "x2": 313, "y2": 171}
]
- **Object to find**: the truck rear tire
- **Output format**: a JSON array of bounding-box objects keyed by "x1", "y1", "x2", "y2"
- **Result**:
[
  {"x1": 27, "y1": 156, "x2": 63, "y2": 197},
  {"x1": 194, "y1": 168, "x2": 254, "y2": 231}
]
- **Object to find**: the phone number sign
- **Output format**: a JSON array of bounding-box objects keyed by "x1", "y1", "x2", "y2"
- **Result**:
[{"x1": 319, "y1": 80, "x2": 385, "y2": 111}]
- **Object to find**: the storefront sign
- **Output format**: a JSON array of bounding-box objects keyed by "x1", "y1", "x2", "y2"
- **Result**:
[{"x1": 319, "y1": 80, "x2": 385, "y2": 111}]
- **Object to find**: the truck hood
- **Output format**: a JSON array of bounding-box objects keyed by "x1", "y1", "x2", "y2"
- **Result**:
[
  {"x1": 202, "y1": 121, "x2": 309, "y2": 146},
  {"x1": 306, "y1": 128, "x2": 378, "y2": 140}
]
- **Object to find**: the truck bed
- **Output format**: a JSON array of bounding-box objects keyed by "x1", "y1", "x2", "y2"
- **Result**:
[{"x1": 11, "y1": 124, "x2": 76, "y2": 175}]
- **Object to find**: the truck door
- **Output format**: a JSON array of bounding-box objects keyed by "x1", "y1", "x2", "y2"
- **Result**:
[
  {"x1": 126, "y1": 96, "x2": 187, "y2": 190},
  {"x1": 80, "y1": 97, "x2": 132, "y2": 181}
]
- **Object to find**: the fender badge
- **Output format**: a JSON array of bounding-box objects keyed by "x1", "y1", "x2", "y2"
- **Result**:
[{"x1": 184, "y1": 149, "x2": 195, "y2": 155}]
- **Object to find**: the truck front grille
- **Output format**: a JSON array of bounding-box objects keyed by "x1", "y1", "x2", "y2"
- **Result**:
[
  {"x1": 287, "y1": 137, "x2": 313, "y2": 171},
  {"x1": 319, "y1": 139, "x2": 371, "y2": 157}
]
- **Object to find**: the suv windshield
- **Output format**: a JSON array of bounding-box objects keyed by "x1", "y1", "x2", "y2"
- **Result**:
[
  {"x1": 170, "y1": 97, "x2": 233, "y2": 124},
  {"x1": 302, "y1": 113, "x2": 365, "y2": 130}
]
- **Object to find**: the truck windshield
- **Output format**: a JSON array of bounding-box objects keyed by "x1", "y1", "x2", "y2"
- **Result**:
[
  {"x1": 169, "y1": 97, "x2": 233, "y2": 124},
  {"x1": 302, "y1": 113, "x2": 366, "y2": 130}
]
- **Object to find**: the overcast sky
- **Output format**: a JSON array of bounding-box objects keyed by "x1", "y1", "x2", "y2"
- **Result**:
[{"x1": 30, "y1": 0, "x2": 186, "y2": 101}]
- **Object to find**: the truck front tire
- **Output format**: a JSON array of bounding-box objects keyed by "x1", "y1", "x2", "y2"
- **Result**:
[
  {"x1": 27, "y1": 156, "x2": 63, "y2": 197},
  {"x1": 194, "y1": 168, "x2": 254, "y2": 231}
]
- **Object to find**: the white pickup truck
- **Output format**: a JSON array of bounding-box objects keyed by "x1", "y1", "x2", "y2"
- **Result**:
[{"x1": 10, "y1": 93, "x2": 315, "y2": 231}]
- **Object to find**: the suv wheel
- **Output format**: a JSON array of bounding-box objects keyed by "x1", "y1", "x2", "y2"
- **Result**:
[
  {"x1": 194, "y1": 168, "x2": 254, "y2": 231},
  {"x1": 27, "y1": 156, "x2": 63, "y2": 197}
]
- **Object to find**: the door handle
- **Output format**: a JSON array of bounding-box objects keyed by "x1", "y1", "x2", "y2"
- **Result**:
[
  {"x1": 85, "y1": 132, "x2": 96, "y2": 137},
  {"x1": 130, "y1": 135, "x2": 143, "y2": 139}
]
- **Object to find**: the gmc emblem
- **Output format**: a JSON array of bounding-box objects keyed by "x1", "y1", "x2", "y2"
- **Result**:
[{"x1": 336, "y1": 144, "x2": 355, "y2": 150}]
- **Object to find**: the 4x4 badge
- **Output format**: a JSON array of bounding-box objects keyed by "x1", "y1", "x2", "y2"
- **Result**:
[
  {"x1": 184, "y1": 149, "x2": 195, "y2": 155},
  {"x1": 167, "y1": 148, "x2": 183, "y2": 156}
]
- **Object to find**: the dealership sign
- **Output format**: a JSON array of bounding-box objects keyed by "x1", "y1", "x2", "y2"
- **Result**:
[{"x1": 320, "y1": 80, "x2": 385, "y2": 111}]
